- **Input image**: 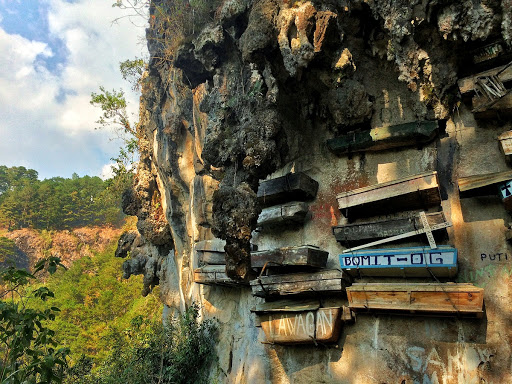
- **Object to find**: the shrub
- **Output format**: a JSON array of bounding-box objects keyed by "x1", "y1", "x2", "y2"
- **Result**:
[
  {"x1": 68, "y1": 303, "x2": 217, "y2": 384},
  {"x1": 0, "y1": 257, "x2": 69, "y2": 384}
]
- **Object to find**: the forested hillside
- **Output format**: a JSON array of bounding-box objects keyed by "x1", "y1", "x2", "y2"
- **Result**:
[{"x1": 0, "y1": 165, "x2": 126, "y2": 230}]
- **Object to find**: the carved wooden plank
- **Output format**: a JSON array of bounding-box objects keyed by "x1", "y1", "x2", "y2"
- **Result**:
[
  {"x1": 347, "y1": 283, "x2": 484, "y2": 316},
  {"x1": 250, "y1": 269, "x2": 347, "y2": 298},
  {"x1": 458, "y1": 170, "x2": 512, "y2": 197},
  {"x1": 326, "y1": 121, "x2": 439, "y2": 155},
  {"x1": 257, "y1": 172, "x2": 319, "y2": 208},
  {"x1": 258, "y1": 307, "x2": 342, "y2": 344},
  {"x1": 251, "y1": 245, "x2": 328, "y2": 269},
  {"x1": 251, "y1": 300, "x2": 321, "y2": 314},
  {"x1": 257, "y1": 202, "x2": 309, "y2": 229},
  {"x1": 195, "y1": 239, "x2": 226, "y2": 265},
  {"x1": 336, "y1": 171, "x2": 441, "y2": 218},
  {"x1": 499, "y1": 130, "x2": 512, "y2": 156},
  {"x1": 333, "y1": 212, "x2": 447, "y2": 244},
  {"x1": 195, "y1": 239, "x2": 257, "y2": 265},
  {"x1": 339, "y1": 246, "x2": 458, "y2": 278},
  {"x1": 458, "y1": 63, "x2": 512, "y2": 94},
  {"x1": 471, "y1": 92, "x2": 512, "y2": 114},
  {"x1": 341, "y1": 213, "x2": 451, "y2": 252},
  {"x1": 193, "y1": 265, "x2": 248, "y2": 286}
]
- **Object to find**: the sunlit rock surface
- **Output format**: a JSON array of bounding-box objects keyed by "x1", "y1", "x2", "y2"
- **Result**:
[{"x1": 117, "y1": 1, "x2": 512, "y2": 382}]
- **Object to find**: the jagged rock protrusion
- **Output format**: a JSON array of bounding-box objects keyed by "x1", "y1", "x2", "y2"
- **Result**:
[
  {"x1": 325, "y1": 79, "x2": 373, "y2": 128},
  {"x1": 277, "y1": 2, "x2": 338, "y2": 77},
  {"x1": 211, "y1": 183, "x2": 260, "y2": 281},
  {"x1": 115, "y1": 230, "x2": 138, "y2": 259},
  {"x1": 239, "y1": 0, "x2": 280, "y2": 62}
]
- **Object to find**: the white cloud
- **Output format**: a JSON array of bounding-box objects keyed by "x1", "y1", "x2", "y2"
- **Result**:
[
  {"x1": 0, "y1": 0, "x2": 148, "y2": 179},
  {"x1": 101, "y1": 163, "x2": 116, "y2": 180}
]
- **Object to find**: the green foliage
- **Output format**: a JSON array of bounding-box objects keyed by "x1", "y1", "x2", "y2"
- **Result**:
[
  {"x1": 28, "y1": 243, "x2": 162, "y2": 364},
  {"x1": 0, "y1": 257, "x2": 69, "y2": 384},
  {"x1": 90, "y1": 87, "x2": 134, "y2": 138},
  {"x1": 0, "y1": 237, "x2": 15, "y2": 264},
  {"x1": 0, "y1": 166, "x2": 125, "y2": 231},
  {"x1": 67, "y1": 303, "x2": 217, "y2": 384},
  {"x1": 119, "y1": 58, "x2": 146, "y2": 91}
]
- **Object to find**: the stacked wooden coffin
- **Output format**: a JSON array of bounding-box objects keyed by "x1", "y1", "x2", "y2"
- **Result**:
[
  {"x1": 458, "y1": 59, "x2": 512, "y2": 117},
  {"x1": 250, "y1": 300, "x2": 350, "y2": 344},
  {"x1": 457, "y1": 169, "x2": 512, "y2": 212},
  {"x1": 193, "y1": 239, "x2": 246, "y2": 286},
  {"x1": 326, "y1": 120, "x2": 443, "y2": 156},
  {"x1": 250, "y1": 172, "x2": 351, "y2": 344},
  {"x1": 333, "y1": 171, "x2": 484, "y2": 317},
  {"x1": 256, "y1": 172, "x2": 317, "y2": 231}
]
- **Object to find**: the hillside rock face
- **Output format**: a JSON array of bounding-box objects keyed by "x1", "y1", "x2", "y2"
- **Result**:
[
  {"x1": 4, "y1": 226, "x2": 122, "y2": 269},
  {"x1": 120, "y1": 1, "x2": 512, "y2": 382}
]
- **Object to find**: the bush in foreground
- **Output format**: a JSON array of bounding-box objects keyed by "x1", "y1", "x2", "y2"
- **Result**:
[{"x1": 67, "y1": 303, "x2": 217, "y2": 384}]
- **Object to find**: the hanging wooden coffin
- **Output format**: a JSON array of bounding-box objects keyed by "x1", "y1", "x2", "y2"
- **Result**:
[
  {"x1": 332, "y1": 212, "x2": 448, "y2": 245},
  {"x1": 498, "y1": 130, "x2": 512, "y2": 157},
  {"x1": 326, "y1": 120, "x2": 440, "y2": 155},
  {"x1": 257, "y1": 202, "x2": 309, "y2": 230},
  {"x1": 339, "y1": 246, "x2": 458, "y2": 278},
  {"x1": 458, "y1": 62, "x2": 512, "y2": 115},
  {"x1": 254, "y1": 305, "x2": 342, "y2": 344},
  {"x1": 336, "y1": 171, "x2": 441, "y2": 219},
  {"x1": 257, "y1": 172, "x2": 319, "y2": 208},
  {"x1": 195, "y1": 239, "x2": 258, "y2": 265},
  {"x1": 251, "y1": 245, "x2": 328, "y2": 269},
  {"x1": 193, "y1": 265, "x2": 248, "y2": 287},
  {"x1": 195, "y1": 239, "x2": 226, "y2": 265},
  {"x1": 458, "y1": 63, "x2": 512, "y2": 95},
  {"x1": 250, "y1": 269, "x2": 347, "y2": 298},
  {"x1": 347, "y1": 283, "x2": 484, "y2": 316},
  {"x1": 458, "y1": 169, "x2": 512, "y2": 197}
]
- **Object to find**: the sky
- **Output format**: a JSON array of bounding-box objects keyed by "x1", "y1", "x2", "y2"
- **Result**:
[{"x1": 0, "y1": 0, "x2": 148, "y2": 180}]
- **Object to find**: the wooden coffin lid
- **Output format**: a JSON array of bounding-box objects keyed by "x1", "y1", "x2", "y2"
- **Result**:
[
  {"x1": 336, "y1": 171, "x2": 440, "y2": 210},
  {"x1": 458, "y1": 63, "x2": 512, "y2": 94},
  {"x1": 347, "y1": 282, "x2": 481, "y2": 292},
  {"x1": 251, "y1": 300, "x2": 321, "y2": 314},
  {"x1": 498, "y1": 130, "x2": 512, "y2": 141},
  {"x1": 458, "y1": 169, "x2": 512, "y2": 195}
]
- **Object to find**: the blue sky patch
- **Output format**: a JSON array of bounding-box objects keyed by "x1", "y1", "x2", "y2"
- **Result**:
[{"x1": 0, "y1": 0, "x2": 68, "y2": 73}]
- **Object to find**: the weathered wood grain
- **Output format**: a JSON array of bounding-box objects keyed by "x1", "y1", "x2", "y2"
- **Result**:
[
  {"x1": 347, "y1": 283, "x2": 484, "y2": 316},
  {"x1": 336, "y1": 171, "x2": 441, "y2": 218},
  {"x1": 326, "y1": 121, "x2": 439, "y2": 155},
  {"x1": 339, "y1": 245, "x2": 458, "y2": 278},
  {"x1": 458, "y1": 64, "x2": 512, "y2": 94},
  {"x1": 251, "y1": 245, "x2": 328, "y2": 269},
  {"x1": 332, "y1": 212, "x2": 447, "y2": 244},
  {"x1": 471, "y1": 92, "x2": 512, "y2": 114},
  {"x1": 193, "y1": 265, "x2": 248, "y2": 286},
  {"x1": 250, "y1": 269, "x2": 347, "y2": 298},
  {"x1": 499, "y1": 130, "x2": 512, "y2": 156},
  {"x1": 195, "y1": 239, "x2": 257, "y2": 265},
  {"x1": 257, "y1": 172, "x2": 319, "y2": 208},
  {"x1": 258, "y1": 307, "x2": 342, "y2": 344},
  {"x1": 195, "y1": 239, "x2": 226, "y2": 265},
  {"x1": 257, "y1": 202, "x2": 309, "y2": 229},
  {"x1": 458, "y1": 169, "x2": 512, "y2": 197}
]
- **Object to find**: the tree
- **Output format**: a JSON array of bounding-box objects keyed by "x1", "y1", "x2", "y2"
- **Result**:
[{"x1": 0, "y1": 257, "x2": 69, "y2": 384}]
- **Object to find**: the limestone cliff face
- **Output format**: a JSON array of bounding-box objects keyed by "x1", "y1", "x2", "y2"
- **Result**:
[{"x1": 120, "y1": 1, "x2": 512, "y2": 382}]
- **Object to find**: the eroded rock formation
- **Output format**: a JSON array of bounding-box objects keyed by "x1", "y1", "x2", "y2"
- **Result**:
[{"x1": 117, "y1": 1, "x2": 512, "y2": 382}]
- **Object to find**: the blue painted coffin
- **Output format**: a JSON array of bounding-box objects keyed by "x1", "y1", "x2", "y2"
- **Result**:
[{"x1": 339, "y1": 246, "x2": 458, "y2": 278}]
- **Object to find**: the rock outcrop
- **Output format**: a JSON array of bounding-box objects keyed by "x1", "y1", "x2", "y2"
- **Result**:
[{"x1": 117, "y1": 1, "x2": 512, "y2": 382}]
